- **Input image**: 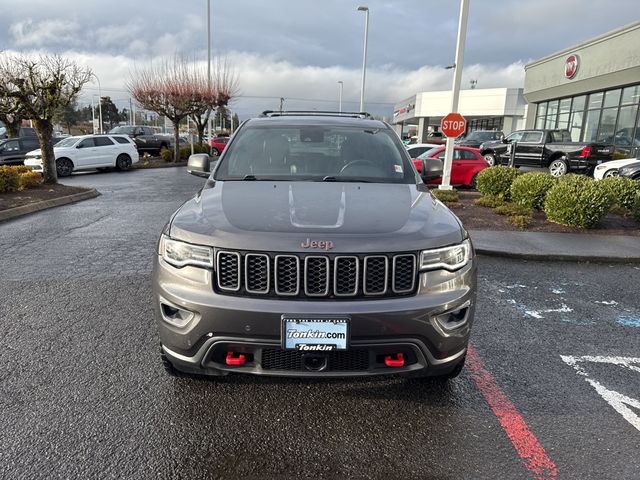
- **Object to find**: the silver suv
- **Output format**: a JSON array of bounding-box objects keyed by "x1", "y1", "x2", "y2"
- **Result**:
[{"x1": 153, "y1": 111, "x2": 476, "y2": 379}]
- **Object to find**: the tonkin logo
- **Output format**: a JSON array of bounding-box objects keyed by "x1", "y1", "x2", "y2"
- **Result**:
[{"x1": 565, "y1": 54, "x2": 579, "y2": 79}]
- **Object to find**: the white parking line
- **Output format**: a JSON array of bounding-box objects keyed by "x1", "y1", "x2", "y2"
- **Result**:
[{"x1": 561, "y1": 355, "x2": 640, "y2": 432}]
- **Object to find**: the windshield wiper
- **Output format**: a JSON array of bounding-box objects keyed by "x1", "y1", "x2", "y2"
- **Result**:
[{"x1": 319, "y1": 176, "x2": 373, "y2": 183}]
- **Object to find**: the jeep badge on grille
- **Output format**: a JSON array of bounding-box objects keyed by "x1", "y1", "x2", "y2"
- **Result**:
[{"x1": 301, "y1": 238, "x2": 334, "y2": 250}]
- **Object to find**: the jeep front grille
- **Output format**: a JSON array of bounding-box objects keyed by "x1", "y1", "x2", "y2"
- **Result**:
[{"x1": 214, "y1": 250, "x2": 417, "y2": 299}]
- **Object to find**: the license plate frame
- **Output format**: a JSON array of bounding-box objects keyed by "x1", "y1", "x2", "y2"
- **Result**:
[{"x1": 281, "y1": 315, "x2": 350, "y2": 351}]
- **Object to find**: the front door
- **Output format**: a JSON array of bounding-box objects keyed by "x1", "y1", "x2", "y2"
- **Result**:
[{"x1": 513, "y1": 131, "x2": 544, "y2": 166}]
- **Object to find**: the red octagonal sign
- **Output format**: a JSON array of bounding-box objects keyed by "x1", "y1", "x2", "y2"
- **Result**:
[{"x1": 441, "y1": 113, "x2": 466, "y2": 138}]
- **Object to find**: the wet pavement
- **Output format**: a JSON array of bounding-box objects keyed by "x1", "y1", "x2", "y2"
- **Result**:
[{"x1": 1, "y1": 168, "x2": 639, "y2": 479}]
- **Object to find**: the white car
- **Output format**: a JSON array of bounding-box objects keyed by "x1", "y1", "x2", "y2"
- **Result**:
[
  {"x1": 406, "y1": 143, "x2": 441, "y2": 158},
  {"x1": 593, "y1": 158, "x2": 640, "y2": 180},
  {"x1": 24, "y1": 134, "x2": 139, "y2": 177}
]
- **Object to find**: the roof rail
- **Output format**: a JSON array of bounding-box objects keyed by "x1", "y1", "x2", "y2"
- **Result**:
[{"x1": 260, "y1": 110, "x2": 373, "y2": 119}]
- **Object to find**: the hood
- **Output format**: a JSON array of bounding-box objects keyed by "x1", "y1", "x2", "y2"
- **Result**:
[
  {"x1": 25, "y1": 149, "x2": 42, "y2": 157},
  {"x1": 597, "y1": 158, "x2": 640, "y2": 168},
  {"x1": 170, "y1": 181, "x2": 465, "y2": 253}
]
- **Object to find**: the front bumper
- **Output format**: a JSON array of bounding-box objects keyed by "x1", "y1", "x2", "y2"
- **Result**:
[{"x1": 153, "y1": 255, "x2": 476, "y2": 377}]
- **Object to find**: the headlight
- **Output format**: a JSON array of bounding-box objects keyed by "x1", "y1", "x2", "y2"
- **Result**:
[
  {"x1": 420, "y1": 239, "x2": 471, "y2": 272},
  {"x1": 159, "y1": 235, "x2": 213, "y2": 268},
  {"x1": 594, "y1": 164, "x2": 606, "y2": 170}
]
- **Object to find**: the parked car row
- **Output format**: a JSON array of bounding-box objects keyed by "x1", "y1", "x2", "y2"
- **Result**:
[{"x1": 408, "y1": 145, "x2": 489, "y2": 188}]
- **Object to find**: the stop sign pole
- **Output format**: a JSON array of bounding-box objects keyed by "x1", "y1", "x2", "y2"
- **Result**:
[{"x1": 439, "y1": 0, "x2": 470, "y2": 190}]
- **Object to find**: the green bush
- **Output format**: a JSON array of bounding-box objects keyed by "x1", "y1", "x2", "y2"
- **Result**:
[
  {"x1": 476, "y1": 166, "x2": 520, "y2": 200},
  {"x1": 0, "y1": 166, "x2": 22, "y2": 193},
  {"x1": 510, "y1": 172, "x2": 557, "y2": 210},
  {"x1": 507, "y1": 214, "x2": 530, "y2": 230},
  {"x1": 494, "y1": 203, "x2": 533, "y2": 217},
  {"x1": 474, "y1": 195, "x2": 505, "y2": 208},
  {"x1": 633, "y1": 191, "x2": 640, "y2": 222},
  {"x1": 543, "y1": 175, "x2": 612, "y2": 228},
  {"x1": 160, "y1": 145, "x2": 211, "y2": 162},
  {"x1": 431, "y1": 189, "x2": 459, "y2": 204},
  {"x1": 598, "y1": 176, "x2": 640, "y2": 210},
  {"x1": 19, "y1": 171, "x2": 43, "y2": 189}
]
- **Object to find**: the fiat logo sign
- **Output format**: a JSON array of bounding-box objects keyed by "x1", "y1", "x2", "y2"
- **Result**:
[{"x1": 565, "y1": 54, "x2": 579, "y2": 79}]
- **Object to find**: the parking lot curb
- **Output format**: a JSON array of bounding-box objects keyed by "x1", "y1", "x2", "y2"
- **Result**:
[
  {"x1": 470, "y1": 230, "x2": 640, "y2": 264},
  {"x1": 475, "y1": 247, "x2": 640, "y2": 264},
  {"x1": 0, "y1": 188, "x2": 100, "y2": 223}
]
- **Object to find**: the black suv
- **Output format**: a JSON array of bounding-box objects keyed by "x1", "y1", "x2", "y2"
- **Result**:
[
  {"x1": 0, "y1": 137, "x2": 40, "y2": 166},
  {"x1": 153, "y1": 111, "x2": 477, "y2": 379}
]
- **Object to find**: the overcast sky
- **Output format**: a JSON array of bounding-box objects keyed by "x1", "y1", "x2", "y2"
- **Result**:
[{"x1": 1, "y1": 0, "x2": 637, "y2": 119}]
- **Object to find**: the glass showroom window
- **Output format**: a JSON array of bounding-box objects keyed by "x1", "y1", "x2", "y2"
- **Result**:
[
  {"x1": 545, "y1": 99, "x2": 559, "y2": 129},
  {"x1": 597, "y1": 108, "x2": 618, "y2": 142},
  {"x1": 569, "y1": 95, "x2": 586, "y2": 141},
  {"x1": 557, "y1": 98, "x2": 572, "y2": 130},
  {"x1": 613, "y1": 104, "x2": 640, "y2": 149},
  {"x1": 583, "y1": 108, "x2": 601, "y2": 143}
]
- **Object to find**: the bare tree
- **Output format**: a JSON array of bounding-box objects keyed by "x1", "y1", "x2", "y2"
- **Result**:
[
  {"x1": 0, "y1": 53, "x2": 92, "y2": 183},
  {"x1": 128, "y1": 56, "x2": 216, "y2": 161},
  {"x1": 0, "y1": 96, "x2": 24, "y2": 138},
  {"x1": 190, "y1": 57, "x2": 239, "y2": 145}
]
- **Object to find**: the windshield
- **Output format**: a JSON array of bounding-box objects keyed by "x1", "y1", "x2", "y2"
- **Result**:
[
  {"x1": 466, "y1": 131, "x2": 499, "y2": 141},
  {"x1": 109, "y1": 126, "x2": 135, "y2": 135},
  {"x1": 215, "y1": 124, "x2": 415, "y2": 183},
  {"x1": 55, "y1": 137, "x2": 81, "y2": 148}
]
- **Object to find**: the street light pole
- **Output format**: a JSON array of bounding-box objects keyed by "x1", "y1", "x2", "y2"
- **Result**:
[
  {"x1": 92, "y1": 74, "x2": 103, "y2": 134},
  {"x1": 357, "y1": 6, "x2": 369, "y2": 113},
  {"x1": 207, "y1": 0, "x2": 213, "y2": 152},
  {"x1": 440, "y1": 0, "x2": 470, "y2": 190},
  {"x1": 337, "y1": 81, "x2": 344, "y2": 112}
]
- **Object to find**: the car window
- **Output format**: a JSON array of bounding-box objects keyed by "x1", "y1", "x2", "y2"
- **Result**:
[
  {"x1": 3, "y1": 140, "x2": 20, "y2": 152},
  {"x1": 408, "y1": 146, "x2": 427, "y2": 157},
  {"x1": 94, "y1": 137, "x2": 114, "y2": 147},
  {"x1": 112, "y1": 136, "x2": 132, "y2": 144},
  {"x1": 109, "y1": 126, "x2": 135, "y2": 135},
  {"x1": 520, "y1": 131, "x2": 543, "y2": 143},
  {"x1": 78, "y1": 138, "x2": 95, "y2": 148},
  {"x1": 56, "y1": 137, "x2": 80, "y2": 148},
  {"x1": 417, "y1": 147, "x2": 441, "y2": 160},
  {"x1": 216, "y1": 124, "x2": 415, "y2": 184},
  {"x1": 459, "y1": 149, "x2": 478, "y2": 160},
  {"x1": 505, "y1": 131, "x2": 524, "y2": 143}
]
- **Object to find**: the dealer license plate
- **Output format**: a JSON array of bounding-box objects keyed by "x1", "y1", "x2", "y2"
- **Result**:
[{"x1": 282, "y1": 316, "x2": 349, "y2": 351}]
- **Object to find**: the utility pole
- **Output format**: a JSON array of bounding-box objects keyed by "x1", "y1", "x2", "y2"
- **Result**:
[
  {"x1": 357, "y1": 6, "x2": 370, "y2": 113},
  {"x1": 338, "y1": 81, "x2": 344, "y2": 112},
  {"x1": 207, "y1": 0, "x2": 213, "y2": 153},
  {"x1": 279, "y1": 97, "x2": 285, "y2": 113},
  {"x1": 440, "y1": 0, "x2": 470, "y2": 190},
  {"x1": 129, "y1": 98, "x2": 133, "y2": 125}
]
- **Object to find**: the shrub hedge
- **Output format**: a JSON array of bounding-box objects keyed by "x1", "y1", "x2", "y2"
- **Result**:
[
  {"x1": 0, "y1": 166, "x2": 21, "y2": 193},
  {"x1": 19, "y1": 171, "x2": 43, "y2": 189},
  {"x1": 431, "y1": 189, "x2": 459, "y2": 204},
  {"x1": 510, "y1": 172, "x2": 556, "y2": 210},
  {"x1": 633, "y1": 191, "x2": 640, "y2": 222},
  {"x1": 476, "y1": 166, "x2": 520, "y2": 200},
  {"x1": 598, "y1": 176, "x2": 640, "y2": 210},
  {"x1": 543, "y1": 175, "x2": 612, "y2": 228},
  {"x1": 160, "y1": 145, "x2": 211, "y2": 162}
]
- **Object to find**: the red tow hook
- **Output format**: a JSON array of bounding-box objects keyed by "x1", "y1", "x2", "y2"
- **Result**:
[
  {"x1": 225, "y1": 352, "x2": 246, "y2": 366},
  {"x1": 384, "y1": 353, "x2": 405, "y2": 368}
]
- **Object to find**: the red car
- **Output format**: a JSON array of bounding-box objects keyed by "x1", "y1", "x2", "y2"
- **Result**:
[
  {"x1": 412, "y1": 146, "x2": 488, "y2": 188},
  {"x1": 209, "y1": 137, "x2": 229, "y2": 156}
]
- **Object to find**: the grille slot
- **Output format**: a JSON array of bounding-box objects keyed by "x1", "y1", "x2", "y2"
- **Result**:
[
  {"x1": 275, "y1": 255, "x2": 300, "y2": 296},
  {"x1": 245, "y1": 254, "x2": 270, "y2": 294},
  {"x1": 216, "y1": 251, "x2": 240, "y2": 291},
  {"x1": 261, "y1": 349, "x2": 369, "y2": 371},
  {"x1": 392, "y1": 255, "x2": 416, "y2": 293},
  {"x1": 363, "y1": 256, "x2": 388, "y2": 295},
  {"x1": 304, "y1": 256, "x2": 330, "y2": 296},
  {"x1": 215, "y1": 250, "x2": 416, "y2": 299},
  {"x1": 334, "y1": 256, "x2": 359, "y2": 296}
]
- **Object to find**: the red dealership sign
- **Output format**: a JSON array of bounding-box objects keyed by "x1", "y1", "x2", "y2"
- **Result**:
[{"x1": 565, "y1": 54, "x2": 579, "y2": 79}]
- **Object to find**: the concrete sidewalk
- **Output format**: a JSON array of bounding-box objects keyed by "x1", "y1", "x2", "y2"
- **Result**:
[{"x1": 469, "y1": 230, "x2": 640, "y2": 263}]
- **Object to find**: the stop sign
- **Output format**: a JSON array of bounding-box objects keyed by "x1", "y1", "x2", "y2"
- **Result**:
[{"x1": 440, "y1": 113, "x2": 466, "y2": 138}]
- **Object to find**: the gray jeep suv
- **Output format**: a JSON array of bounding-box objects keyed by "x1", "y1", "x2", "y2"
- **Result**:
[{"x1": 153, "y1": 111, "x2": 476, "y2": 379}]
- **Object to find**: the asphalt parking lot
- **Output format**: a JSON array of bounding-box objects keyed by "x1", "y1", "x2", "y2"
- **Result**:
[{"x1": 1, "y1": 168, "x2": 639, "y2": 480}]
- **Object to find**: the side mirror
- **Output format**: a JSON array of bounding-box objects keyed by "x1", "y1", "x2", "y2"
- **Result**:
[
  {"x1": 422, "y1": 158, "x2": 444, "y2": 180},
  {"x1": 187, "y1": 153, "x2": 212, "y2": 178}
]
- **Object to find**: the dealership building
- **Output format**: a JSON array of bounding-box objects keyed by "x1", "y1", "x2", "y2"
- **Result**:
[
  {"x1": 394, "y1": 20, "x2": 640, "y2": 154},
  {"x1": 393, "y1": 88, "x2": 527, "y2": 142},
  {"x1": 524, "y1": 20, "x2": 640, "y2": 155}
]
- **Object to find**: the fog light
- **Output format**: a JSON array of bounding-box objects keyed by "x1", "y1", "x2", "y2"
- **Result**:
[
  {"x1": 434, "y1": 302, "x2": 470, "y2": 331},
  {"x1": 160, "y1": 301, "x2": 195, "y2": 328}
]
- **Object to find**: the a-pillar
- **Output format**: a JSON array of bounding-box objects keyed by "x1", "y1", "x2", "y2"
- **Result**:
[{"x1": 393, "y1": 122, "x2": 403, "y2": 138}]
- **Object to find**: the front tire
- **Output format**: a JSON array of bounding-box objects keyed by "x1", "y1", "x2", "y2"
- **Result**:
[
  {"x1": 469, "y1": 174, "x2": 478, "y2": 190},
  {"x1": 548, "y1": 157, "x2": 569, "y2": 177},
  {"x1": 116, "y1": 154, "x2": 132, "y2": 171},
  {"x1": 211, "y1": 148, "x2": 220, "y2": 156},
  {"x1": 56, "y1": 158, "x2": 74, "y2": 177},
  {"x1": 483, "y1": 152, "x2": 496, "y2": 166},
  {"x1": 603, "y1": 169, "x2": 619, "y2": 178}
]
